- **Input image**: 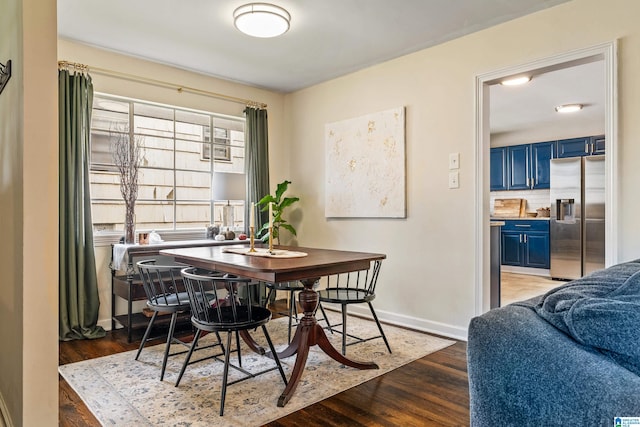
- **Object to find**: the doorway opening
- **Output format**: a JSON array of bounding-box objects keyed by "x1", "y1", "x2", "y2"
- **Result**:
[{"x1": 474, "y1": 42, "x2": 618, "y2": 315}]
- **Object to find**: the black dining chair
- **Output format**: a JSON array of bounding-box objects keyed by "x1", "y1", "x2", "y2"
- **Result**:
[
  {"x1": 317, "y1": 259, "x2": 391, "y2": 356},
  {"x1": 175, "y1": 267, "x2": 288, "y2": 416},
  {"x1": 135, "y1": 259, "x2": 222, "y2": 381}
]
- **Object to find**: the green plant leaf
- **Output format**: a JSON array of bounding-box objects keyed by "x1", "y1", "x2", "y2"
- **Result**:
[
  {"x1": 256, "y1": 180, "x2": 299, "y2": 243},
  {"x1": 280, "y1": 223, "x2": 297, "y2": 236},
  {"x1": 257, "y1": 194, "x2": 276, "y2": 206},
  {"x1": 279, "y1": 197, "x2": 300, "y2": 209},
  {"x1": 274, "y1": 180, "x2": 291, "y2": 201}
]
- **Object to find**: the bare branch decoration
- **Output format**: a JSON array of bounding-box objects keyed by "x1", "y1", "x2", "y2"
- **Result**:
[{"x1": 110, "y1": 125, "x2": 144, "y2": 243}]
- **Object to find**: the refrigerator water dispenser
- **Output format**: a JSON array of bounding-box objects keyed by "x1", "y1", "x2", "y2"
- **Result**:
[{"x1": 556, "y1": 199, "x2": 575, "y2": 222}]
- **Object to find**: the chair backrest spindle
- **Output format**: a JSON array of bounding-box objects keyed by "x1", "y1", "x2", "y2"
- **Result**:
[
  {"x1": 322, "y1": 260, "x2": 381, "y2": 296},
  {"x1": 138, "y1": 259, "x2": 190, "y2": 307},
  {"x1": 181, "y1": 268, "x2": 255, "y2": 328}
]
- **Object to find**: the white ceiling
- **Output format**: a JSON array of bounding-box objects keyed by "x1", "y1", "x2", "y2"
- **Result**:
[
  {"x1": 58, "y1": 0, "x2": 606, "y2": 139},
  {"x1": 57, "y1": 0, "x2": 568, "y2": 93},
  {"x1": 490, "y1": 60, "x2": 605, "y2": 145}
]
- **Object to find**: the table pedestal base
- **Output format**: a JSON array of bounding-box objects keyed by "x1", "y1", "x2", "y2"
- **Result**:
[
  {"x1": 240, "y1": 330, "x2": 265, "y2": 355},
  {"x1": 275, "y1": 278, "x2": 379, "y2": 407}
]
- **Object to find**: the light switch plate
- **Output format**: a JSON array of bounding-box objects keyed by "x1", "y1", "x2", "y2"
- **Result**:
[
  {"x1": 449, "y1": 152, "x2": 460, "y2": 170},
  {"x1": 448, "y1": 171, "x2": 459, "y2": 189}
]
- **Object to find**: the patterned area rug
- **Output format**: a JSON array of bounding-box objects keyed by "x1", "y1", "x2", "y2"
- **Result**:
[{"x1": 59, "y1": 312, "x2": 454, "y2": 426}]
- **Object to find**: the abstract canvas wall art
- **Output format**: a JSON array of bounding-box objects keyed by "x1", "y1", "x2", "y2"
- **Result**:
[{"x1": 325, "y1": 107, "x2": 406, "y2": 218}]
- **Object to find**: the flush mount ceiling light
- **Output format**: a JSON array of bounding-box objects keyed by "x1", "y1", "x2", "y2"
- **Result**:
[
  {"x1": 500, "y1": 76, "x2": 531, "y2": 86},
  {"x1": 233, "y1": 3, "x2": 291, "y2": 38},
  {"x1": 555, "y1": 104, "x2": 583, "y2": 113}
]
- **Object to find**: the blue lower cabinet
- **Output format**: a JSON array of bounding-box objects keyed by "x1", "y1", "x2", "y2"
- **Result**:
[
  {"x1": 500, "y1": 220, "x2": 550, "y2": 269},
  {"x1": 524, "y1": 233, "x2": 550, "y2": 268},
  {"x1": 501, "y1": 231, "x2": 523, "y2": 266}
]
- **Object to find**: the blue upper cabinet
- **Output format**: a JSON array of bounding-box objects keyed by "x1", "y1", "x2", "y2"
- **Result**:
[
  {"x1": 491, "y1": 136, "x2": 600, "y2": 192},
  {"x1": 490, "y1": 147, "x2": 508, "y2": 191},
  {"x1": 507, "y1": 144, "x2": 530, "y2": 190},
  {"x1": 557, "y1": 136, "x2": 605, "y2": 157},
  {"x1": 506, "y1": 141, "x2": 555, "y2": 190},
  {"x1": 530, "y1": 141, "x2": 555, "y2": 189},
  {"x1": 592, "y1": 135, "x2": 606, "y2": 155}
]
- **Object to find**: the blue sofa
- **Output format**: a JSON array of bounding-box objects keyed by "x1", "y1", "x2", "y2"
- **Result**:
[{"x1": 467, "y1": 260, "x2": 640, "y2": 426}]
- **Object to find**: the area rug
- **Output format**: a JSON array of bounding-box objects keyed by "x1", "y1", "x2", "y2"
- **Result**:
[{"x1": 59, "y1": 312, "x2": 455, "y2": 426}]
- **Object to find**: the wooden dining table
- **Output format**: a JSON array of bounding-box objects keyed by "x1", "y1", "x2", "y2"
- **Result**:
[{"x1": 160, "y1": 244, "x2": 387, "y2": 407}]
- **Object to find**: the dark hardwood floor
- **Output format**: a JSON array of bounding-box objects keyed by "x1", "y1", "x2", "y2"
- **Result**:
[{"x1": 59, "y1": 304, "x2": 470, "y2": 426}]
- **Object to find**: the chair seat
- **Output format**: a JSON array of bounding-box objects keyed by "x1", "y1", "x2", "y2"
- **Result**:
[
  {"x1": 147, "y1": 292, "x2": 191, "y2": 311},
  {"x1": 192, "y1": 305, "x2": 272, "y2": 332},
  {"x1": 318, "y1": 288, "x2": 375, "y2": 304},
  {"x1": 148, "y1": 291, "x2": 218, "y2": 311}
]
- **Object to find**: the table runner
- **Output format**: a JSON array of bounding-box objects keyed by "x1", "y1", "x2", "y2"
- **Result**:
[{"x1": 222, "y1": 247, "x2": 308, "y2": 258}]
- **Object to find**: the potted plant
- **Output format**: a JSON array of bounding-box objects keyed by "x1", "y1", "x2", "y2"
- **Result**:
[{"x1": 257, "y1": 180, "x2": 299, "y2": 245}]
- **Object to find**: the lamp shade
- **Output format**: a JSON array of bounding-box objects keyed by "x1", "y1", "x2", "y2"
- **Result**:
[{"x1": 213, "y1": 172, "x2": 246, "y2": 202}]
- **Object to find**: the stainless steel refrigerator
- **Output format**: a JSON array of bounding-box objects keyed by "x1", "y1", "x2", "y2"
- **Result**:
[{"x1": 550, "y1": 155, "x2": 605, "y2": 280}]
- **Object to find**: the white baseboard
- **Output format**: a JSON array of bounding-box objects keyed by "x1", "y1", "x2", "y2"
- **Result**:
[
  {"x1": 324, "y1": 304, "x2": 468, "y2": 342},
  {"x1": 100, "y1": 307, "x2": 469, "y2": 342},
  {"x1": 0, "y1": 391, "x2": 13, "y2": 427},
  {"x1": 98, "y1": 318, "x2": 120, "y2": 331}
]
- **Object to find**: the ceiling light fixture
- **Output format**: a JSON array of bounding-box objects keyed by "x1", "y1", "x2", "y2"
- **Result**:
[
  {"x1": 555, "y1": 104, "x2": 583, "y2": 113},
  {"x1": 500, "y1": 76, "x2": 531, "y2": 86},
  {"x1": 233, "y1": 3, "x2": 291, "y2": 38}
]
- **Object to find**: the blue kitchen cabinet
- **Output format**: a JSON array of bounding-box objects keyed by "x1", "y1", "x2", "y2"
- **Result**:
[
  {"x1": 530, "y1": 141, "x2": 555, "y2": 189},
  {"x1": 524, "y1": 233, "x2": 550, "y2": 268},
  {"x1": 507, "y1": 144, "x2": 530, "y2": 190},
  {"x1": 592, "y1": 135, "x2": 605, "y2": 155},
  {"x1": 500, "y1": 220, "x2": 550, "y2": 269},
  {"x1": 501, "y1": 231, "x2": 524, "y2": 266},
  {"x1": 497, "y1": 141, "x2": 555, "y2": 191},
  {"x1": 490, "y1": 147, "x2": 508, "y2": 191},
  {"x1": 557, "y1": 136, "x2": 606, "y2": 157}
]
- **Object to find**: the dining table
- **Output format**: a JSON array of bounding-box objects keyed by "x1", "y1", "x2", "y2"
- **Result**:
[{"x1": 160, "y1": 244, "x2": 387, "y2": 407}]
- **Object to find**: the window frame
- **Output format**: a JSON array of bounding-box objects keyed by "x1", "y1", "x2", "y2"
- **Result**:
[{"x1": 89, "y1": 93, "x2": 246, "y2": 246}]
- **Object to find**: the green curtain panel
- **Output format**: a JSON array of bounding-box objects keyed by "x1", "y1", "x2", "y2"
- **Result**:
[
  {"x1": 244, "y1": 106, "x2": 270, "y2": 303},
  {"x1": 244, "y1": 106, "x2": 271, "y2": 230},
  {"x1": 58, "y1": 69, "x2": 105, "y2": 341}
]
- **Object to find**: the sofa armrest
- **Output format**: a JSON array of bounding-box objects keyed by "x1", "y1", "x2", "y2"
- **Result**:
[{"x1": 467, "y1": 305, "x2": 640, "y2": 426}]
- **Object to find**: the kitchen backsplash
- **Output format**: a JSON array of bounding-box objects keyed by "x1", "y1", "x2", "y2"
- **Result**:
[{"x1": 490, "y1": 189, "x2": 550, "y2": 215}]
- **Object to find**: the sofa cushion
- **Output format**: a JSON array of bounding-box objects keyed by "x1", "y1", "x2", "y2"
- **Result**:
[
  {"x1": 535, "y1": 260, "x2": 640, "y2": 375},
  {"x1": 468, "y1": 304, "x2": 640, "y2": 426}
]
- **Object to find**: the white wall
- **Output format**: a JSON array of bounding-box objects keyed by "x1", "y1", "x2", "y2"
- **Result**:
[
  {"x1": 0, "y1": 2, "x2": 23, "y2": 424},
  {"x1": 57, "y1": 39, "x2": 289, "y2": 328},
  {"x1": 285, "y1": 0, "x2": 640, "y2": 339},
  {"x1": 0, "y1": 0, "x2": 59, "y2": 425}
]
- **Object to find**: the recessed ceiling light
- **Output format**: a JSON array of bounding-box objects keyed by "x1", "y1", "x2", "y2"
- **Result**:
[
  {"x1": 500, "y1": 76, "x2": 531, "y2": 86},
  {"x1": 233, "y1": 3, "x2": 291, "y2": 38},
  {"x1": 555, "y1": 104, "x2": 583, "y2": 113}
]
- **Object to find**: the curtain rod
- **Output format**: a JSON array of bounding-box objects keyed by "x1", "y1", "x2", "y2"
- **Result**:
[{"x1": 58, "y1": 60, "x2": 267, "y2": 109}]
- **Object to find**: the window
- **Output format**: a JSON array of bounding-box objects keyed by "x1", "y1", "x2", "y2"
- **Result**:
[
  {"x1": 89, "y1": 94, "x2": 246, "y2": 236},
  {"x1": 201, "y1": 127, "x2": 232, "y2": 162}
]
